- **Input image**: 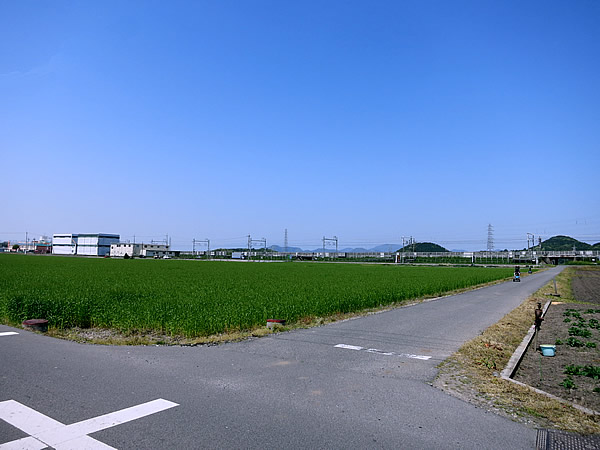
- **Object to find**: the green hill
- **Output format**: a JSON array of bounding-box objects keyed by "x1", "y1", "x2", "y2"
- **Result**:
[
  {"x1": 397, "y1": 242, "x2": 448, "y2": 252},
  {"x1": 536, "y1": 235, "x2": 593, "y2": 251}
]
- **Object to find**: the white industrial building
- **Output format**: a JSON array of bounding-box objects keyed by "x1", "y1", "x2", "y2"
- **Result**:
[
  {"x1": 52, "y1": 234, "x2": 78, "y2": 255},
  {"x1": 52, "y1": 233, "x2": 120, "y2": 256},
  {"x1": 110, "y1": 243, "x2": 170, "y2": 258}
]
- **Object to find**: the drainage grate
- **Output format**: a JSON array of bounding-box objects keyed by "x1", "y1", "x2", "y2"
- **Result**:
[{"x1": 537, "y1": 429, "x2": 600, "y2": 450}]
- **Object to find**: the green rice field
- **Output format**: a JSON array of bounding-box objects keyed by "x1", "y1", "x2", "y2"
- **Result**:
[{"x1": 0, "y1": 254, "x2": 514, "y2": 337}]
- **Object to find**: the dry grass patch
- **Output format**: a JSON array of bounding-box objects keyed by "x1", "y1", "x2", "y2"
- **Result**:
[{"x1": 435, "y1": 267, "x2": 600, "y2": 434}]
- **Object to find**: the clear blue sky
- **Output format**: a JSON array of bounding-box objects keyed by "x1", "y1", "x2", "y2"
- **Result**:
[{"x1": 2, "y1": 1, "x2": 599, "y2": 251}]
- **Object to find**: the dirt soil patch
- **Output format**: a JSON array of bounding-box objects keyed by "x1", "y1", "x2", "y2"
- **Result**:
[
  {"x1": 572, "y1": 267, "x2": 600, "y2": 304},
  {"x1": 514, "y1": 267, "x2": 600, "y2": 413}
]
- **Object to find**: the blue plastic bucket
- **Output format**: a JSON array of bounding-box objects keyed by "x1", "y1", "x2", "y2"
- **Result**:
[{"x1": 540, "y1": 345, "x2": 556, "y2": 357}]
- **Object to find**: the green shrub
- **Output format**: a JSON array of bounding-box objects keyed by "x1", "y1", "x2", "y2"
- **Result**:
[
  {"x1": 560, "y1": 377, "x2": 577, "y2": 389},
  {"x1": 580, "y1": 366, "x2": 600, "y2": 380},
  {"x1": 569, "y1": 327, "x2": 592, "y2": 338},
  {"x1": 567, "y1": 337, "x2": 585, "y2": 347},
  {"x1": 564, "y1": 365, "x2": 583, "y2": 376}
]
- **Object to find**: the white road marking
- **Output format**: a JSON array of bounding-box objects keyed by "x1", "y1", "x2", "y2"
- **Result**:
[
  {"x1": 0, "y1": 436, "x2": 46, "y2": 450},
  {"x1": 335, "y1": 344, "x2": 431, "y2": 360},
  {"x1": 334, "y1": 344, "x2": 364, "y2": 351},
  {"x1": 366, "y1": 348, "x2": 395, "y2": 356},
  {"x1": 397, "y1": 353, "x2": 431, "y2": 360},
  {"x1": 0, "y1": 332, "x2": 18, "y2": 337},
  {"x1": 0, "y1": 399, "x2": 179, "y2": 450}
]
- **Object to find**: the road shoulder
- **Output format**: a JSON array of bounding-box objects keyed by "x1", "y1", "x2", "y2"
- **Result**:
[{"x1": 434, "y1": 266, "x2": 600, "y2": 434}]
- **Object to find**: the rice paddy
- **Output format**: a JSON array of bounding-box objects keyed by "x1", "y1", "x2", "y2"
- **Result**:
[{"x1": 0, "y1": 254, "x2": 513, "y2": 337}]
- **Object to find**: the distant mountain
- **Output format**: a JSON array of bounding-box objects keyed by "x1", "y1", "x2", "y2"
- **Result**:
[
  {"x1": 271, "y1": 244, "x2": 406, "y2": 253},
  {"x1": 270, "y1": 242, "x2": 453, "y2": 253},
  {"x1": 231, "y1": 238, "x2": 599, "y2": 254},
  {"x1": 312, "y1": 244, "x2": 404, "y2": 253},
  {"x1": 370, "y1": 244, "x2": 404, "y2": 253},
  {"x1": 397, "y1": 242, "x2": 449, "y2": 252},
  {"x1": 269, "y1": 245, "x2": 304, "y2": 253},
  {"x1": 309, "y1": 248, "x2": 359, "y2": 253},
  {"x1": 536, "y1": 235, "x2": 594, "y2": 251}
]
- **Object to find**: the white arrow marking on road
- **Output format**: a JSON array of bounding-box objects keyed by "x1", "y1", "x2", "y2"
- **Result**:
[
  {"x1": 0, "y1": 398, "x2": 179, "y2": 450},
  {"x1": 335, "y1": 344, "x2": 431, "y2": 360},
  {"x1": 0, "y1": 332, "x2": 18, "y2": 337}
]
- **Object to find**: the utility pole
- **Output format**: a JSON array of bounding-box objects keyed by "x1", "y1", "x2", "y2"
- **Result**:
[
  {"x1": 247, "y1": 235, "x2": 266, "y2": 260},
  {"x1": 322, "y1": 236, "x2": 338, "y2": 259},
  {"x1": 194, "y1": 238, "x2": 210, "y2": 259},
  {"x1": 401, "y1": 236, "x2": 406, "y2": 263},
  {"x1": 527, "y1": 233, "x2": 536, "y2": 254},
  {"x1": 401, "y1": 236, "x2": 414, "y2": 255},
  {"x1": 284, "y1": 229, "x2": 288, "y2": 254}
]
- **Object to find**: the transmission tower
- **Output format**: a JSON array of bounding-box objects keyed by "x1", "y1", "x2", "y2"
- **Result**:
[
  {"x1": 487, "y1": 224, "x2": 494, "y2": 252},
  {"x1": 284, "y1": 229, "x2": 288, "y2": 253}
]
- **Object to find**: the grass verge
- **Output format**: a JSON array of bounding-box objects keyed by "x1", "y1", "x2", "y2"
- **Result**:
[{"x1": 434, "y1": 267, "x2": 600, "y2": 434}]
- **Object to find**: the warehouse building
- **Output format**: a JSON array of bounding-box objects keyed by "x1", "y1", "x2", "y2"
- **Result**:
[
  {"x1": 52, "y1": 233, "x2": 120, "y2": 256},
  {"x1": 110, "y1": 243, "x2": 170, "y2": 258},
  {"x1": 52, "y1": 234, "x2": 78, "y2": 255}
]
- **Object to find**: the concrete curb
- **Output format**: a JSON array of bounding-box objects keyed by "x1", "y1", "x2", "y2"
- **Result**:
[
  {"x1": 500, "y1": 300, "x2": 551, "y2": 379},
  {"x1": 500, "y1": 299, "x2": 600, "y2": 416}
]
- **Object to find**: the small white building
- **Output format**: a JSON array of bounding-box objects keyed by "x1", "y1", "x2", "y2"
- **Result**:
[
  {"x1": 52, "y1": 233, "x2": 120, "y2": 256},
  {"x1": 110, "y1": 243, "x2": 170, "y2": 258}
]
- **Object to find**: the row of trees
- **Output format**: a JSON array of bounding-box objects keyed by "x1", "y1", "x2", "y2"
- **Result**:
[{"x1": 1, "y1": 242, "x2": 21, "y2": 250}]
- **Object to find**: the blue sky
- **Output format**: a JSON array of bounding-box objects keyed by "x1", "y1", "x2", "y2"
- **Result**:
[{"x1": 2, "y1": 0, "x2": 599, "y2": 251}]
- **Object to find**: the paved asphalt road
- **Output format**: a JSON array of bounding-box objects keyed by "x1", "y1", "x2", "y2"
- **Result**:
[{"x1": 0, "y1": 266, "x2": 564, "y2": 449}]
